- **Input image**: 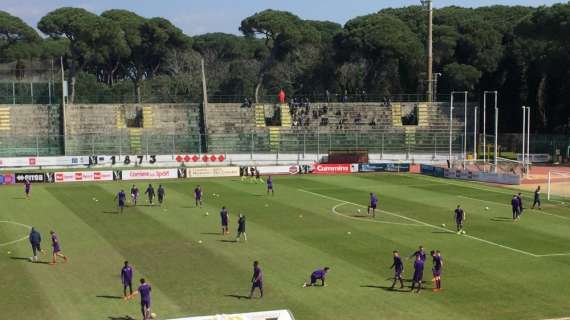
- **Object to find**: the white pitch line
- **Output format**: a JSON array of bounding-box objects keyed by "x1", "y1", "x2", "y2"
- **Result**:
[
  {"x1": 0, "y1": 220, "x2": 31, "y2": 247},
  {"x1": 458, "y1": 195, "x2": 570, "y2": 221},
  {"x1": 298, "y1": 188, "x2": 539, "y2": 258},
  {"x1": 331, "y1": 202, "x2": 426, "y2": 227},
  {"x1": 535, "y1": 253, "x2": 570, "y2": 257}
]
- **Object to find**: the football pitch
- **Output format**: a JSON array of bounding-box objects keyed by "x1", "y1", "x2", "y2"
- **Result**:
[{"x1": 1, "y1": 173, "x2": 570, "y2": 320}]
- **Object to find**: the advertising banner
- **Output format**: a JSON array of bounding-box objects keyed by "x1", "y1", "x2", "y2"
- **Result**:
[
  {"x1": 443, "y1": 168, "x2": 520, "y2": 185},
  {"x1": 516, "y1": 153, "x2": 551, "y2": 163},
  {"x1": 121, "y1": 169, "x2": 179, "y2": 181},
  {"x1": 54, "y1": 171, "x2": 114, "y2": 183},
  {"x1": 15, "y1": 172, "x2": 54, "y2": 183},
  {"x1": 0, "y1": 174, "x2": 15, "y2": 185},
  {"x1": 359, "y1": 163, "x2": 410, "y2": 173},
  {"x1": 312, "y1": 163, "x2": 355, "y2": 174},
  {"x1": 187, "y1": 167, "x2": 240, "y2": 178},
  {"x1": 0, "y1": 156, "x2": 89, "y2": 168},
  {"x1": 255, "y1": 165, "x2": 300, "y2": 175}
]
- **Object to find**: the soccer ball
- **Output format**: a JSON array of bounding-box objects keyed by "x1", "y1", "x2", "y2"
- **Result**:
[
  {"x1": 264, "y1": 204, "x2": 269, "y2": 207},
  {"x1": 485, "y1": 207, "x2": 489, "y2": 211},
  {"x1": 151, "y1": 312, "x2": 157, "y2": 319},
  {"x1": 347, "y1": 231, "x2": 352, "y2": 235},
  {"x1": 462, "y1": 230, "x2": 467, "y2": 234},
  {"x1": 198, "y1": 240, "x2": 203, "y2": 244},
  {"x1": 441, "y1": 223, "x2": 446, "y2": 227},
  {"x1": 357, "y1": 209, "x2": 361, "y2": 213},
  {"x1": 299, "y1": 214, "x2": 303, "y2": 218},
  {"x1": 28, "y1": 257, "x2": 33, "y2": 262},
  {"x1": 205, "y1": 212, "x2": 209, "y2": 216}
]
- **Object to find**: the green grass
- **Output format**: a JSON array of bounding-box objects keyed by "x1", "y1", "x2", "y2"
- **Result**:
[{"x1": 1, "y1": 173, "x2": 570, "y2": 320}]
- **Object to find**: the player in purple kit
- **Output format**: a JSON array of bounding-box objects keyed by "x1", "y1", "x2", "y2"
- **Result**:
[
  {"x1": 532, "y1": 186, "x2": 541, "y2": 210},
  {"x1": 49, "y1": 230, "x2": 68, "y2": 265},
  {"x1": 194, "y1": 185, "x2": 203, "y2": 207},
  {"x1": 409, "y1": 245, "x2": 426, "y2": 262},
  {"x1": 121, "y1": 261, "x2": 134, "y2": 300},
  {"x1": 220, "y1": 206, "x2": 229, "y2": 235},
  {"x1": 389, "y1": 251, "x2": 404, "y2": 290},
  {"x1": 248, "y1": 261, "x2": 263, "y2": 299},
  {"x1": 517, "y1": 192, "x2": 524, "y2": 217},
  {"x1": 410, "y1": 254, "x2": 424, "y2": 293},
  {"x1": 368, "y1": 193, "x2": 378, "y2": 218},
  {"x1": 511, "y1": 194, "x2": 520, "y2": 221},
  {"x1": 454, "y1": 205, "x2": 466, "y2": 234},
  {"x1": 145, "y1": 184, "x2": 155, "y2": 205},
  {"x1": 137, "y1": 278, "x2": 152, "y2": 319},
  {"x1": 430, "y1": 250, "x2": 443, "y2": 292},
  {"x1": 303, "y1": 267, "x2": 330, "y2": 287},
  {"x1": 266, "y1": 176, "x2": 274, "y2": 195},
  {"x1": 115, "y1": 189, "x2": 127, "y2": 214},
  {"x1": 24, "y1": 179, "x2": 31, "y2": 199},
  {"x1": 130, "y1": 185, "x2": 139, "y2": 206}
]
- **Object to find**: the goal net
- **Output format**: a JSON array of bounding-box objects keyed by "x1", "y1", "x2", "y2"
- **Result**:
[
  {"x1": 451, "y1": 157, "x2": 524, "y2": 176},
  {"x1": 547, "y1": 170, "x2": 570, "y2": 200}
]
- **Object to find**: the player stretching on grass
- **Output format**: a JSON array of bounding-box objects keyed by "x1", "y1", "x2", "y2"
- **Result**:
[
  {"x1": 130, "y1": 184, "x2": 139, "y2": 206},
  {"x1": 145, "y1": 184, "x2": 155, "y2": 205},
  {"x1": 236, "y1": 214, "x2": 247, "y2": 242},
  {"x1": 137, "y1": 278, "x2": 152, "y2": 320},
  {"x1": 410, "y1": 254, "x2": 424, "y2": 293},
  {"x1": 431, "y1": 250, "x2": 443, "y2": 292},
  {"x1": 220, "y1": 206, "x2": 229, "y2": 235},
  {"x1": 115, "y1": 189, "x2": 126, "y2": 214},
  {"x1": 389, "y1": 251, "x2": 404, "y2": 290},
  {"x1": 532, "y1": 186, "x2": 541, "y2": 210},
  {"x1": 157, "y1": 185, "x2": 165, "y2": 206},
  {"x1": 267, "y1": 176, "x2": 274, "y2": 195},
  {"x1": 24, "y1": 179, "x2": 31, "y2": 199},
  {"x1": 194, "y1": 185, "x2": 203, "y2": 207},
  {"x1": 49, "y1": 230, "x2": 68, "y2": 265},
  {"x1": 29, "y1": 227, "x2": 45, "y2": 262},
  {"x1": 455, "y1": 205, "x2": 466, "y2": 234},
  {"x1": 303, "y1": 267, "x2": 330, "y2": 287},
  {"x1": 368, "y1": 193, "x2": 378, "y2": 218},
  {"x1": 121, "y1": 261, "x2": 134, "y2": 300},
  {"x1": 248, "y1": 261, "x2": 263, "y2": 299}
]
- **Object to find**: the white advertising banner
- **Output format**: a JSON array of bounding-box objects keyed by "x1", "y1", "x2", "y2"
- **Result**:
[
  {"x1": 187, "y1": 167, "x2": 240, "y2": 178},
  {"x1": 516, "y1": 153, "x2": 551, "y2": 163},
  {"x1": 255, "y1": 165, "x2": 300, "y2": 175},
  {"x1": 55, "y1": 171, "x2": 114, "y2": 183},
  {"x1": 444, "y1": 169, "x2": 521, "y2": 185},
  {"x1": 122, "y1": 169, "x2": 179, "y2": 181},
  {"x1": 0, "y1": 156, "x2": 89, "y2": 168}
]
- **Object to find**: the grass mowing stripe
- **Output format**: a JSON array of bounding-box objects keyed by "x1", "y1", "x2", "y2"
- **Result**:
[
  {"x1": 457, "y1": 195, "x2": 570, "y2": 221},
  {"x1": 331, "y1": 202, "x2": 427, "y2": 227},
  {"x1": 298, "y1": 188, "x2": 539, "y2": 258}
]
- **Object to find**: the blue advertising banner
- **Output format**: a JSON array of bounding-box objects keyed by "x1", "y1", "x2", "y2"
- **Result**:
[{"x1": 359, "y1": 163, "x2": 410, "y2": 173}]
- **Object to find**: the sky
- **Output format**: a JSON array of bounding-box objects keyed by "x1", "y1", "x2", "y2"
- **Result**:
[{"x1": 2, "y1": 0, "x2": 566, "y2": 36}]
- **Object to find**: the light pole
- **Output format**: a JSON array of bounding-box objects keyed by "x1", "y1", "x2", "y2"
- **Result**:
[
  {"x1": 522, "y1": 106, "x2": 531, "y2": 174},
  {"x1": 494, "y1": 98, "x2": 499, "y2": 173},
  {"x1": 522, "y1": 106, "x2": 526, "y2": 173},
  {"x1": 473, "y1": 106, "x2": 479, "y2": 161},
  {"x1": 421, "y1": 0, "x2": 433, "y2": 102},
  {"x1": 449, "y1": 91, "x2": 468, "y2": 165},
  {"x1": 483, "y1": 91, "x2": 498, "y2": 164}
]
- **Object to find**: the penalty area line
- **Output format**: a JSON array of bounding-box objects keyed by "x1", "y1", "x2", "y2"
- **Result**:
[
  {"x1": 331, "y1": 202, "x2": 426, "y2": 227},
  {"x1": 0, "y1": 220, "x2": 32, "y2": 247},
  {"x1": 298, "y1": 189, "x2": 539, "y2": 258}
]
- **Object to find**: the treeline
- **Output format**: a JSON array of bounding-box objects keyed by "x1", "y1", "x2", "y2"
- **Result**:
[{"x1": 0, "y1": 4, "x2": 569, "y2": 133}]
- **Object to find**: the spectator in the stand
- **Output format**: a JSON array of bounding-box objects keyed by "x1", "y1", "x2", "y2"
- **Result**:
[
  {"x1": 361, "y1": 90, "x2": 367, "y2": 102},
  {"x1": 323, "y1": 105, "x2": 328, "y2": 114},
  {"x1": 313, "y1": 109, "x2": 319, "y2": 119},
  {"x1": 325, "y1": 89, "x2": 331, "y2": 102},
  {"x1": 369, "y1": 117, "x2": 377, "y2": 128},
  {"x1": 355, "y1": 113, "x2": 363, "y2": 125},
  {"x1": 278, "y1": 89, "x2": 286, "y2": 104},
  {"x1": 343, "y1": 90, "x2": 348, "y2": 102}
]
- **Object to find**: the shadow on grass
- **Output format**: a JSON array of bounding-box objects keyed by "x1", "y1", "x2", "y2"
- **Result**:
[
  {"x1": 431, "y1": 231, "x2": 455, "y2": 234},
  {"x1": 12, "y1": 197, "x2": 27, "y2": 200},
  {"x1": 491, "y1": 217, "x2": 514, "y2": 223},
  {"x1": 225, "y1": 294, "x2": 250, "y2": 300},
  {"x1": 201, "y1": 232, "x2": 222, "y2": 236},
  {"x1": 97, "y1": 295, "x2": 123, "y2": 300},
  {"x1": 218, "y1": 239, "x2": 237, "y2": 243},
  {"x1": 360, "y1": 285, "x2": 410, "y2": 292},
  {"x1": 102, "y1": 211, "x2": 119, "y2": 214},
  {"x1": 10, "y1": 257, "x2": 50, "y2": 265},
  {"x1": 108, "y1": 316, "x2": 135, "y2": 320}
]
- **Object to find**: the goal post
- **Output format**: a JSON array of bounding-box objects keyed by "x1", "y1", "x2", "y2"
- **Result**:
[{"x1": 547, "y1": 170, "x2": 570, "y2": 201}]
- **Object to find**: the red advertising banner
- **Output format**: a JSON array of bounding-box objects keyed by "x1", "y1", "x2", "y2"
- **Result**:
[
  {"x1": 55, "y1": 171, "x2": 114, "y2": 183},
  {"x1": 312, "y1": 163, "x2": 354, "y2": 174}
]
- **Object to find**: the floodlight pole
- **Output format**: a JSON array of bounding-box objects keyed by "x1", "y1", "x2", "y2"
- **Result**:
[
  {"x1": 526, "y1": 106, "x2": 531, "y2": 174},
  {"x1": 483, "y1": 91, "x2": 498, "y2": 163},
  {"x1": 493, "y1": 91, "x2": 499, "y2": 173},
  {"x1": 522, "y1": 106, "x2": 526, "y2": 174},
  {"x1": 422, "y1": 0, "x2": 433, "y2": 102},
  {"x1": 449, "y1": 93, "x2": 454, "y2": 162},
  {"x1": 463, "y1": 92, "x2": 467, "y2": 167},
  {"x1": 473, "y1": 106, "x2": 479, "y2": 161}
]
